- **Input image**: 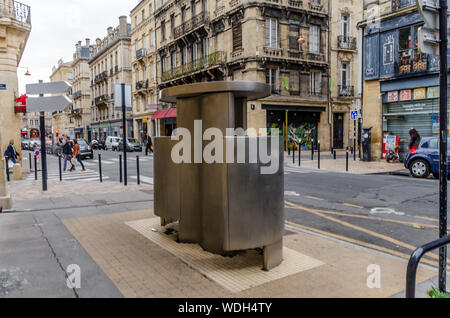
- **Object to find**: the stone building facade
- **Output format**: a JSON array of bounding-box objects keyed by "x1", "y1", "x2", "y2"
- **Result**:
[
  {"x1": 153, "y1": 0, "x2": 331, "y2": 149},
  {"x1": 50, "y1": 59, "x2": 73, "y2": 139},
  {"x1": 72, "y1": 39, "x2": 95, "y2": 141},
  {"x1": 130, "y1": 0, "x2": 158, "y2": 143},
  {"x1": 329, "y1": 0, "x2": 362, "y2": 150},
  {"x1": 89, "y1": 16, "x2": 133, "y2": 141},
  {"x1": 358, "y1": 0, "x2": 442, "y2": 160}
]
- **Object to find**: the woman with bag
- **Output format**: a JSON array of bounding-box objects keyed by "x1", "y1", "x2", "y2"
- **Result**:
[
  {"x1": 72, "y1": 139, "x2": 86, "y2": 172},
  {"x1": 4, "y1": 139, "x2": 19, "y2": 167}
]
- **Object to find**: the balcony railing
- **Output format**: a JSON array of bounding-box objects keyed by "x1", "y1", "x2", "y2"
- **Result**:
[
  {"x1": 392, "y1": 0, "x2": 416, "y2": 12},
  {"x1": 162, "y1": 51, "x2": 227, "y2": 82},
  {"x1": 338, "y1": 85, "x2": 354, "y2": 97},
  {"x1": 136, "y1": 80, "x2": 149, "y2": 91},
  {"x1": 95, "y1": 95, "x2": 109, "y2": 106},
  {"x1": 288, "y1": 0, "x2": 303, "y2": 8},
  {"x1": 173, "y1": 12, "x2": 209, "y2": 39},
  {"x1": 308, "y1": 2, "x2": 324, "y2": 12},
  {"x1": 136, "y1": 48, "x2": 147, "y2": 59},
  {"x1": 397, "y1": 51, "x2": 429, "y2": 75},
  {"x1": 337, "y1": 36, "x2": 357, "y2": 50},
  {"x1": 0, "y1": 0, "x2": 31, "y2": 24}
]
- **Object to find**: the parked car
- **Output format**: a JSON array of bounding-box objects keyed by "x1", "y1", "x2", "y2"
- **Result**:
[
  {"x1": 21, "y1": 139, "x2": 31, "y2": 150},
  {"x1": 91, "y1": 139, "x2": 106, "y2": 150},
  {"x1": 29, "y1": 139, "x2": 41, "y2": 151},
  {"x1": 404, "y1": 136, "x2": 450, "y2": 179},
  {"x1": 105, "y1": 136, "x2": 121, "y2": 151},
  {"x1": 119, "y1": 138, "x2": 142, "y2": 152},
  {"x1": 118, "y1": 138, "x2": 143, "y2": 152},
  {"x1": 77, "y1": 138, "x2": 94, "y2": 159}
]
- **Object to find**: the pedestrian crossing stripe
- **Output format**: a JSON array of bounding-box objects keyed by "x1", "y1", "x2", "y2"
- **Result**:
[{"x1": 24, "y1": 169, "x2": 108, "y2": 181}]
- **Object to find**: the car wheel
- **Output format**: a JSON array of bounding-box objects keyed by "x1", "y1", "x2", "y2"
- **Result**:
[{"x1": 410, "y1": 159, "x2": 431, "y2": 178}]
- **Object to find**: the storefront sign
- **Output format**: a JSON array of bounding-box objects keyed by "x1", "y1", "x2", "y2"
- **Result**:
[
  {"x1": 400, "y1": 90, "x2": 412, "y2": 101},
  {"x1": 387, "y1": 91, "x2": 399, "y2": 103},
  {"x1": 427, "y1": 86, "x2": 440, "y2": 99},
  {"x1": 402, "y1": 102, "x2": 426, "y2": 112},
  {"x1": 143, "y1": 117, "x2": 148, "y2": 124},
  {"x1": 413, "y1": 88, "x2": 426, "y2": 100}
]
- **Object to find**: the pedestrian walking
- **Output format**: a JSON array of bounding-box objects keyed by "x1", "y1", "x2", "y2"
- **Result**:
[
  {"x1": 4, "y1": 139, "x2": 19, "y2": 165},
  {"x1": 62, "y1": 136, "x2": 75, "y2": 172},
  {"x1": 72, "y1": 139, "x2": 86, "y2": 171},
  {"x1": 145, "y1": 133, "x2": 153, "y2": 156}
]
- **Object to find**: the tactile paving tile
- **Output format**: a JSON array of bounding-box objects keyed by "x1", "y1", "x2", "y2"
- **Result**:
[{"x1": 126, "y1": 218, "x2": 325, "y2": 293}]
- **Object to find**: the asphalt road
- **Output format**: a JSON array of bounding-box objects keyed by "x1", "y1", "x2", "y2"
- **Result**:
[{"x1": 23, "y1": 149, "x2": 449, "y2": 269}]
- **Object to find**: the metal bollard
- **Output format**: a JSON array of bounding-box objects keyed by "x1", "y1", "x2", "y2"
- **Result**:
[
  {"x1": 58, "y1": 156, "x2": 62, "y2": 181},
  {"x1": 136, "y1": 156, "x2": 140, "y2": 185},
  {"x1": 29, "y1": 152, "x2": 32, "y2": 170},
  {"x1": 119, "y1": 154, "x2": 123, "y2": 183},
  {"x1": 5, "y1": 159, "x2": 10, "y2": 182},
  {"x1": 318, "y1": 141, "x2": 321, "y2": 169},
  {"x1": 331, "y1": 147, "x2": 334, "y2": 155},
  {"x1": 354, "y1": 140, "x2": 357, "y2": 161},
  {"x1": 311, "y1": 143, "x2": 314, "y2": 161},
  {"x1": 98, "y1": 154, "x2": 103, "y2": 183},
  {"x1": 334, "y1": 150, "x2": 337, "y2": 160},
  {"x1": 298, "y1": 144, "x2": 301, "y2": 167},
  {"x1": 292, "y1": 146, "x2": 295, "y2": 164},
  {"x1": 346, "y1": 149, "x2": 349, "y2": 172},
  {"x1": 288, "y1": 144, "x2": 290, "y2": 156},
  {"x1": 34, "y1": 155, "x2": 37, "y2": 180}
]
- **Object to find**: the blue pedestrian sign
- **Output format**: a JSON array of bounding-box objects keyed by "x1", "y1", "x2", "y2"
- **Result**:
[
  {"x1": 351, "y1": 110, "x2": 359, "y2": 121},
  {"x1": 0, "y1": 84, "x2": 6, "y2": 90}
]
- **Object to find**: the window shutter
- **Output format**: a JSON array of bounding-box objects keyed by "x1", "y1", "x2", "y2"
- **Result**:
[{"x1": 232, "y1": 21, "x2": 242, "y2": 51}]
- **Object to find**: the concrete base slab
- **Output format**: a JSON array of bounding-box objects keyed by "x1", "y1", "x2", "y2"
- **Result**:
[{"x1": 126, "y1": 218, "x2": 323, "y2": 293}]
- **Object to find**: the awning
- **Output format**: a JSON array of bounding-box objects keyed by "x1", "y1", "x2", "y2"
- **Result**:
[{"x1": 152, "y1": 108, "x2": 177, "y2": 119}]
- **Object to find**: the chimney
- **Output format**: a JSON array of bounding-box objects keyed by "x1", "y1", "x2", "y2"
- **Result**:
[
  {"x1": 107, "y1": 27, "x2": 113, "y2": 35},
  {"x1": 119, "y1": 16, "x2": 128, "y2": 37},
  {"x1": 86, "y1": 38, "x2": 90, "y2": 46}
]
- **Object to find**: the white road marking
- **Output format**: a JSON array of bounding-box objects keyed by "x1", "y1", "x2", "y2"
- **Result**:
[
  {"x1": 284, "y1": 191, "x2": 300, "y2": 197},
  {"x1": 370, "y1": 207, "x2": 406, "y2": 216}
]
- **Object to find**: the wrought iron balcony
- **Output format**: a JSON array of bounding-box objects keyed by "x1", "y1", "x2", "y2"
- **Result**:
[
  {"x1": 0, "y1": 0, "x2": 31, "y2": 24},
  {"x1": 95, "y1": 95, "x2": 109, "y2": 106},
  {"x1": 337, "y1": 36, "x2": 357, "y2": 50},
  {"x1": 396, "y1": 51, "x2": 429, "y2": 76},
  {"x1": 307, "y1": 52, "x2": 325, "y2": 62},
  {"x1": 136, "y1": 80, "x2": 149, "y2": 91},
  {"x1": 173, "y1": 12, "x2": 209, "y2": 39},
  {"x1": 392, "y1": 0, "x2": 416, "y2": 12},
  {"x1": 338, "y1": 85, "x2": 354, "y2": 97},
  {"x1": 162, "y1": 51, "x2": 227, "y2": 82},
  {"x1": 136, "y1": 48, "x2": 147, "y2": 59}
]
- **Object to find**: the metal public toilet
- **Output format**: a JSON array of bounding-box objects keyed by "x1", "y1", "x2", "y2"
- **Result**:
[{"x1": 154, "y1": 81, "x2": 284, "y2": 270}]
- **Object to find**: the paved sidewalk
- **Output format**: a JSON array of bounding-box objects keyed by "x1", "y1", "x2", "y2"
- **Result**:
[
  {"x1": 0, "y1": 178, "x2": 440, "y2": 298},
  {"x1": 285, "y1": 151, "x2": 406, "y2": 175}
]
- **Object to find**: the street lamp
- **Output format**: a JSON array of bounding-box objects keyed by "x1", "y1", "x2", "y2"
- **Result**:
[{"x1": 18, "y1": 66, "x2": 31, "y2": 76}]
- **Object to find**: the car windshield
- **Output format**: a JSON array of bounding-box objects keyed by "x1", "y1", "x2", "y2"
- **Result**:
[
  {"x1": 127, "y1": 138, "x2": 137, "y2": 143},
  {"x1": 77, "y1": 139, "x2": 88, "y2": 146}
]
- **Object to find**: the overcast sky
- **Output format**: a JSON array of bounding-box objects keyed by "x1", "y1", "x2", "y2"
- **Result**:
[{"x1": 17, "y1": 0, "x2": 140, "y2": 93}]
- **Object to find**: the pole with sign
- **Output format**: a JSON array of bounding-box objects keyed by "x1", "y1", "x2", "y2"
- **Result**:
[
  {"x1": 417, "y1": 0, "x2": 448, "y2": 293},
  {"x1": 115, "y1": 84, "x2": 132, "y2": 187}
]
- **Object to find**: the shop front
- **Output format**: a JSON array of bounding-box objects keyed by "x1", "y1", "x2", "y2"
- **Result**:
[
  {"x1": 152, "y1": 108, "x2": 177, "y2": 137},
  {"x1": 263, "y1": 105, "x2": 325, "y2": 150},
  {"x1": 382, "y1": 86, "x2": 440, "y2": 156}
]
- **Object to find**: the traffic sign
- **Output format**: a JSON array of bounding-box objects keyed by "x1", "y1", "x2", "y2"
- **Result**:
[
  {"x1": 26, "y1": 81, "x2": 72, "y2": 95},
  {"x1": 0, "y1": 84, "x2": 6, "y2": 90},
  {"x1": 26, "y1": 95, "x2": 72, "y2": 113},
  {"x1": 114, "y1": 84, "x2": 132, "y2": 112},
  {"x1": 351, "y1": 110, "x2": 359, "y2": 121}
]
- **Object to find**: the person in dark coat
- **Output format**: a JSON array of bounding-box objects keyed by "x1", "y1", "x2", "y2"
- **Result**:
[
  {"x1": 408, "y1": 128, "x2": 421, "y2": 150},
  {"x1": 145, "y1": 133, "x2": 153, "y2": 156},
  {"x1": 62, "y1": 136, "x2": 75, "y2": 172},
  {"x1": 4, "y1": 139, "x2": 19, "y2": 164}
]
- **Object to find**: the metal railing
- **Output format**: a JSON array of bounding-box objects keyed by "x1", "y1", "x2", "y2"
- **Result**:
[
  {"x1": 173, "y1": 12, "x2": 208, "y2": 39},
  {"x1": 95, "y1": 94, "x2": 109, "y2": 106},
  {"x1": 136, "y1": 48, "x2": 147, "y2": 59},
  {"x1": 136, "y1": 80, "x2": 149, "y2": 91},
  {"x1": 338, "y1": 85, "x2": 354, "y2": 97},
  {"x1": 162, "y1": 51, "x2": 227, "y2": 82},
  {"x1": 406, "y1": 235, "x2": 450, "y2": 298},
  {"x1": 0, "y1": 0, "x2": 31, "y2": 24},
  {"x1": 392, "y1": 0, "x2": 416, "y2": 12},
  {"x1": 337, "y1": 36, "x2": 357, "y2": 50}
]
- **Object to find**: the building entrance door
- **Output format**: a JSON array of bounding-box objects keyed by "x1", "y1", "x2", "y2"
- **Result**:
[{"x1": 333, "y1": 113, "x2": 344, "y2": 149}]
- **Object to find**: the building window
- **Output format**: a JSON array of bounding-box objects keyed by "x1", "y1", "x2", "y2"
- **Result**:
[
  {"x1": 232, "y1": 20, "x2": 242, "y2": 51},
  {"x1": 67, "y1": 72, "x2": 73, "y2": 81},
  {"x1": 162, "y1": 56, "x2": 168, "y2": 73},
  {"x1": 341, "y1": 14, "x2": 350, "y2": 37},
  {"x1": 170, "y1": 14, "x2": 175, "y2": 38},
  {"x1": 265, "y1": 18, "x2": 278, "y2": 48},
  {"x1": 310, "y1": 70, "x2": 322, "y2": 95},
  {"x1": 340, "y1": 62, "x2": 350, "y2": 87},
  {"x1": 171, "y1": 52, "x2": 177, "y2": 69},
  {"x1": 182, "y1": 46, "x2": 188, "y2": 65},
  {"x1": 161, "y1": 20, "x2": 166, "y2": 41},
  {"x1": 265, "y1": 68, "x2": 279, "y2": 94},
  {"x1": 309, "y1": 25, "x2": 320, "y2": 53},
  {"x1": 191, "y1": 0, "x2": 196, "y2": 17}
]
